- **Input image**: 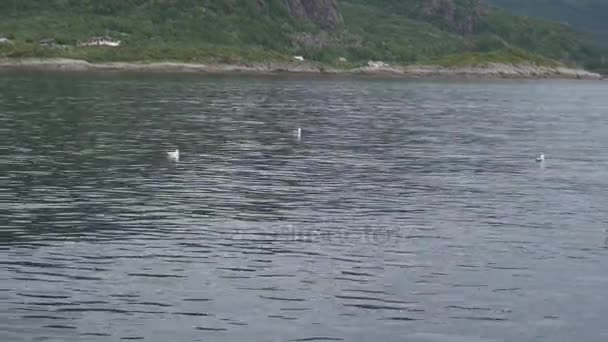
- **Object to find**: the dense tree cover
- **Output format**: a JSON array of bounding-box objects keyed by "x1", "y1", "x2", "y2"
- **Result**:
[
  {"x1": 0, "y1": 0, "x2": 605, "y2": 70},
  {"x1": 487, "y1": 0, "x2": 608, "y2": 44}
]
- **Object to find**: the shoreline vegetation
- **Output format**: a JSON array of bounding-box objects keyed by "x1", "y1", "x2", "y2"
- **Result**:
[
  {"x1": 1, "y1": 1, "x2": 607, "y2": 80},
  {"x1": 0, "y1": 57, "x2": 602, "y2": 80}
]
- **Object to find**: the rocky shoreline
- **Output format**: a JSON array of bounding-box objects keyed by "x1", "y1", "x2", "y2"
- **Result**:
[{"x1": 0, "y1": 58, "x2": 603, "y2": 80}]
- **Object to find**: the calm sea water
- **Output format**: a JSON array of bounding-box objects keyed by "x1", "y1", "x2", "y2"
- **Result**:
[{"x1": 1, "y1": 73, "x2": 608, "y2": 342}]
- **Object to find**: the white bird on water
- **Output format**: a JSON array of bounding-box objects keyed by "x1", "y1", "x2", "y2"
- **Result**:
[
  {"x1": 167, "y1": 149, "x2": 179, "y2": 161},
  {"x1": 294, "y1": 127, "x2": 302, "y2": 140},
  {"x1": 536, "y1": 153, "x2": 545, "y2": 162}
]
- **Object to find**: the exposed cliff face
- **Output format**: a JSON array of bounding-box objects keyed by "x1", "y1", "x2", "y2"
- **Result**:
[
  {"x1": 422, "y1": 0, "x2": 487, "y2": 34},
  {"x1": 284, "y1": 0, "x2": 343, "y2": 30}
]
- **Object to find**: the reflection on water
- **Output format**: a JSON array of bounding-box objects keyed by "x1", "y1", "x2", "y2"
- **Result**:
[{"x1": 1, "y1": 73, "x2": 608, "y2": 342}]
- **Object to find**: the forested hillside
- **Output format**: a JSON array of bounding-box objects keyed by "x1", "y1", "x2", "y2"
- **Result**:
[
  {"x1": 0, "y1": 0, "x2": 605, "y2": 71},
  {"x1": 487, "y1": 0, "x2": 608, "y2": 44}
]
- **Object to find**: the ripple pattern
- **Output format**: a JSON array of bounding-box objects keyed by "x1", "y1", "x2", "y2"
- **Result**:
[{"x1": 1, "y1": 74, "x2": 608, "y2": 342}]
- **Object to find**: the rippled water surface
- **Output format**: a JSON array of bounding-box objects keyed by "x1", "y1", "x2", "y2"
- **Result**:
[{"x1": 1, "y1": 73, "x2": 608, "y2": 342}]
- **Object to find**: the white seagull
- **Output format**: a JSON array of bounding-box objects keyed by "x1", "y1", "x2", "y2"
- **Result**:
[
  {"x1": 294, "y1": 127, "x2": 302, "y2": 140},
  {"x1": 167, "y1": 149, "x2": 180, "y2": 161},
  {"x1": 536, "y1": 153, "x2": 545, "y2": 162}
]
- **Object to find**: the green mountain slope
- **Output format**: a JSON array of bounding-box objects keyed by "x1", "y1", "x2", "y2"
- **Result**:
[
  {"x1": 487, "y1": 0, "x2": 608, "y2": 44},
  {"x1": 0, "y1": 0, "x2": 604, "y2": 71}
]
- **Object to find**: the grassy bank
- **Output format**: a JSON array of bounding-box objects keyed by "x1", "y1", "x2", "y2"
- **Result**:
[
  {"x1": 427, "y1": 48, "x2": 562, "y2": 68},
  {"x1": 0, "y1": 42, "x2": 573, "y2": 72},
  {"x1": 0, "y1": 42, "x2": 291, "y2": 64}
]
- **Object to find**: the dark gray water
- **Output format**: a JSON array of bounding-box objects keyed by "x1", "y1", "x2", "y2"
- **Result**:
[{"x1": 1, "y1": 73, "x2": 608, "y2": 342}]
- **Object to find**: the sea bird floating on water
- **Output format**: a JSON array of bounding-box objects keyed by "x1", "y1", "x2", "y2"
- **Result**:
[
  {"x1": 167, "y1": 149, "x2": 179, "y2": 161},
  {"x1": 536, "y1": 154, "x2": 545, "y2": 162},
  {"x1": 294, "y1": 127, "x2": 302, "y2": 140}
]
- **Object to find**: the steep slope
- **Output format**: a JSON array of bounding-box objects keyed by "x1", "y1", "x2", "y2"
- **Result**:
[
  {"x1": 285, "y1": 0, "x2": 343, "y2": 29},
  {"x1": 344, "y1": 0, "x2": 603, "y2": 67},
  {"x1": 0, "y1": 0, "x2": 604, "y2": 71},
  {"x1": 486, "y1": 0, "x2": 608, "y2": 44}
]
